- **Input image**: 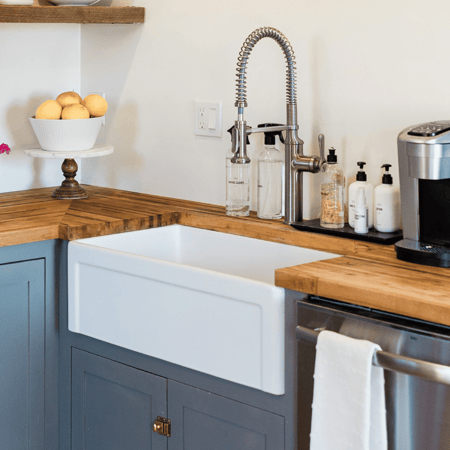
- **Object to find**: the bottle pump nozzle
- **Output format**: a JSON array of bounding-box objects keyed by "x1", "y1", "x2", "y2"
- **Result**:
[
  {"x1": 257, "y1": 123, "x2": 285, "y2": 145},
  {"x1": 381, "y1": 164, "x2": 393, "y2": 184},
  {"x1": 356, "y1": 161, "x2": 367, "y2": 181},
  {"x1": 327, "y1": 147, "x2": 338, "y2": 164}
]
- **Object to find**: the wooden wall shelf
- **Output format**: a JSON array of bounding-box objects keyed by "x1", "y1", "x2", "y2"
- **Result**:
[{"x1": 0, "y1": 5, "x2": 145, "y2": 24}]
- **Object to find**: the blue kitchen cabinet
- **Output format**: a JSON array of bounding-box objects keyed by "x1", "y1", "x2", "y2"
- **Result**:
[
  {"x1": 70, "y1": 349, "x2": 284, "y2": 450},
  {"x1": 0, "y1": 241, "x2": 59, "y2": 450}
]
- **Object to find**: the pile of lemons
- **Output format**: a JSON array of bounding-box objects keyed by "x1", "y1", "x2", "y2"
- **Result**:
[{"x1": 35, "y1": 91, "x2": 108, "y2": 120}]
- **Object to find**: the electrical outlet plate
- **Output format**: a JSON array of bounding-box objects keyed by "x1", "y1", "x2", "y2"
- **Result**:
[{"x1": 194, "y1": 101, "x2": 222, "y2": 138}]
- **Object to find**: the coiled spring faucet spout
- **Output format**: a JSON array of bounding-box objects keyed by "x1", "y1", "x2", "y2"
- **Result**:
[{"x1": 232, "y1": 27, "x2": 322, "y2": 224}]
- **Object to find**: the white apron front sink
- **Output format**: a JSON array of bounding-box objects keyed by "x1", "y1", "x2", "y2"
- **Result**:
[{"x1": 68, "y1": 224, "x2": 336, "y2": 395}]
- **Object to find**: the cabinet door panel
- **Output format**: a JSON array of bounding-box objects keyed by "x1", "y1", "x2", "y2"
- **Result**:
[
  {"x1": 0, "y1": 260, "x2": 45, "y2": 450},
  {"x1": 168, "y1": 380, "x2": 285, "y2": 450},
  {"x1": 72, "y1": 349, "x2": 167, "y2": 450}
]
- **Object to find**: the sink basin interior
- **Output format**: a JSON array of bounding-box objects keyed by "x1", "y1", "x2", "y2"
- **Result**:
[{"x1": 76, "y1": 224, "x2": 337, "y2": 284}]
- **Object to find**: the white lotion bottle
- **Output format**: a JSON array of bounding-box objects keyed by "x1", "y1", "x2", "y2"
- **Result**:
[
  {"x1": 354, "y1": 187, "x2": 369, "y2": 234},
  {"x1": 348, "y1": 161, "x2": 374, "y2": 229},
  {"x1": 374, "y1": 164, "x2": 401, "y2": 233}
]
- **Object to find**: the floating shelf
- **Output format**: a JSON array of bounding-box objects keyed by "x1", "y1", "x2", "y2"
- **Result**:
[{"x1": 0, "y1": 5, "x2": 145, "y2": 23}]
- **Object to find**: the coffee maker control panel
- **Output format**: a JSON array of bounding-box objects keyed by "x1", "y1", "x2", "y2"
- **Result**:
[{"x1": 408, "y1": 121, "x2": 450, "y2": 137}]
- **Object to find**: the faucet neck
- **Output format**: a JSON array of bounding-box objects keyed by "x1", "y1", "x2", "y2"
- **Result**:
[{"x1": 235, "y1": 27, "x2": 297, "y2": 109}]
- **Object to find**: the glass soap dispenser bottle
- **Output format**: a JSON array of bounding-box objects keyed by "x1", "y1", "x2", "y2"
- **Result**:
[
  {"x1": 257, "y1": 123, "x2": 285, "y2": 219},
  {"x1": 320, "y1": 147, "x2": 345, "y2": 228},
  {"x1": 226, "y1": 126, "x2": 251, "y2": 217}
]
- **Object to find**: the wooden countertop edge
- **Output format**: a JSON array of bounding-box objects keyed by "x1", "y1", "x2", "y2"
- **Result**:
[
  {"x1": 58, "y1": 211, "x2": 180, "y2": 241},
  {"x1": 0, "y1": 224, "x2": 59, "y2": 248},
  {"x1": 275, "y1": 256, "x2": 450, "y2": 326}
]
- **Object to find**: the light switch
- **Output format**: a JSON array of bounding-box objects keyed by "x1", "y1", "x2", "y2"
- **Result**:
[
  {"x1": 194, "y1": 101, "x2": 222, "y2": 137},
  {"x1": 208, "y1": 108, "x2": 216, "y2": 130}
]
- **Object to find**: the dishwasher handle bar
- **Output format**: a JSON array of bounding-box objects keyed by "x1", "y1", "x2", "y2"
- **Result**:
[{"x1": 296, "y1": 325, "x2": 450, "y2": 386}]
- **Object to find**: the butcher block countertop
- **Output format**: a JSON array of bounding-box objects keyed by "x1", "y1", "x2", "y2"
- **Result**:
[{"x1": 2, "y1": 185, "x2": 450, "y2": 327}]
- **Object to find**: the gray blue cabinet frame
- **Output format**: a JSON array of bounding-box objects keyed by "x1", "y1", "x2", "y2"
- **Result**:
[{"x1": 0, "y1": 240, "x2": 59, "y2": 450}]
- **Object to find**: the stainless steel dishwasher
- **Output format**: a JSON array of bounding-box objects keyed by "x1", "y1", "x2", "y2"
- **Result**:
[{"x1": 296, "y1": 297, "x2": 450, "y2": 450}]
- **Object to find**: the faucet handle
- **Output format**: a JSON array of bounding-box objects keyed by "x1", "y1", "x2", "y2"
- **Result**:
[{"x1": 318, "y1": 134, "x2": 325, "y2": 162}]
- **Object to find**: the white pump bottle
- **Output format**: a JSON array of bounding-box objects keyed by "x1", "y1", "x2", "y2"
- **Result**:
[
  {"x1": 374, "y1": 164, "x2": 401, "y2": 233},
  {"x1": 348, "y1": 162, "x2": 374, "y2": 229}
]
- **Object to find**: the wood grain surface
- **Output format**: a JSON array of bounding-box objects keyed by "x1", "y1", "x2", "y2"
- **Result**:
[
  {"x1": 275, "y1": 258, "x2": 450, "y2": 324},
  {"x1": 0, "y1": 5, "x2": 145, "y2": 24},
  {"x1": 1, "y1": 185, "x2": 450, "y2": 326}
]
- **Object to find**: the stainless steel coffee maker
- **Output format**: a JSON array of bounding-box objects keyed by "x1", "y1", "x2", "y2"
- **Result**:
[{"x1": 396, "y1": 121, "x2": 450, "y2": 267}]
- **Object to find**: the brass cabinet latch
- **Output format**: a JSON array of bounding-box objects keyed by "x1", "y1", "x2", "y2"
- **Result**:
[{"x1": 153, "y1": 416, "x2": 171, "y2": 437}]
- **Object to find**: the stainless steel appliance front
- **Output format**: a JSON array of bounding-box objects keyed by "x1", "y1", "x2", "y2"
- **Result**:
[{"x1": 297, "y1": 298, "x2": 450, "y2": 450}]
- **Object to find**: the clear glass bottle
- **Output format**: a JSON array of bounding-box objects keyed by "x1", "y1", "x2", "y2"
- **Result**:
[
  {"x1": 226, "y1": 126, "x2": 251, "y2": 216},
  {"x1": 257, "y1": 123, "x2": 284, "y2": 219},
  {"x1": 320, "y1": 147, "x2": 345, "y2": 228}
]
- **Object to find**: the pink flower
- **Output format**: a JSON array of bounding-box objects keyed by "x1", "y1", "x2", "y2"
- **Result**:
[{"x1": 0, "y1": 143, "x2": 11, "y2": 155}]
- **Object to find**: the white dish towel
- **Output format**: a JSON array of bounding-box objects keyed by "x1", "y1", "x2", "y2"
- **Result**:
[{"x1": 310, "y1": 330, "x2": 388, "y2": 450}]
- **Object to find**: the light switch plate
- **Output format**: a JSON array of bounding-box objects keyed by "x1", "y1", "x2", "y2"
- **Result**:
[{"x1": 194, "y1": 101, "x2": 222, "y2": 138}]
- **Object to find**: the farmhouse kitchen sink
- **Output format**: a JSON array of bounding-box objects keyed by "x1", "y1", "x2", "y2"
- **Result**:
[{"x1": 68, "y1": 224, "x2": 336, "y2": 395}]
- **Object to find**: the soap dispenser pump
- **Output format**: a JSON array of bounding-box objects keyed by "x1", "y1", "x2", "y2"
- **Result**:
[
  {"x1": 256, "y1": 123, "x2": 285, "y2": 219},
  {"x1": 374, "y1": 164, "x2": 401, "y2": 233},
  {"x1": 348, "y1": 161, "x2": 374, "y2": 229}
]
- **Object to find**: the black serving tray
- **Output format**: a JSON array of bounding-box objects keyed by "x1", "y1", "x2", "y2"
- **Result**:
[{"x1": 291, "y1": 219, "x2": 403, "y2": 245}]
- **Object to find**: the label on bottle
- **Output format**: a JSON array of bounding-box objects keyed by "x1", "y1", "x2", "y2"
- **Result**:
[{"x1": 376, "y1": 203, "x2": 382, "y2": 227}]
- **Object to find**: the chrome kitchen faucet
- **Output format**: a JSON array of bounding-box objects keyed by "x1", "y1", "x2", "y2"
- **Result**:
[{"x1": 232, "y1": 27, "x2": 322, "y2": 224}]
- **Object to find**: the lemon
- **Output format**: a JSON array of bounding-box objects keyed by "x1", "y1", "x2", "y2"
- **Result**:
[
  {"x1": 82, "y1": 94, "x2": 108, "y2": 117},
  {"x1": 36, "y1": 100, "x2": 62, "y2": 120},
  {"x1": 56, "y1": 91, "x2": 82, "y2": 108},
  {"x1": 61, "y1": 104, "x2": 90, "y2": 120}
]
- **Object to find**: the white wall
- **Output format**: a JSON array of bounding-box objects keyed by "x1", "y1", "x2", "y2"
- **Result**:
[
  {"x1": 2, "y1": 2, "x2": 450, "y2": 218},
  {"x1": 0, "y1": 24, "x2": 80, "y2": 192},
  {"x1": 80, "y1": 0, "x2": 450, "y2": 218}
]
